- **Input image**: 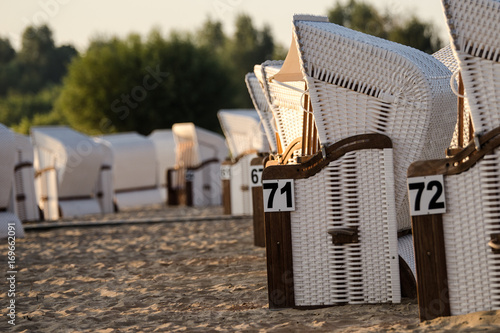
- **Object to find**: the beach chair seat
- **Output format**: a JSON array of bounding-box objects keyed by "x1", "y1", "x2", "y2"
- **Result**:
[
  {"x1": 148, "y1": 129, "x2": 176, "y2": 203},
  {"x1": 99, "y1": 132, "x2": 164, "y2": 210},
  {"x1": 11, "y1": 133, "x2": 40, "y2": 222},
  {"x1": 218, "y1": 109, "x2": 268, "y2": 216},
  {"x1": 31, "y1": 126, "x2": 108, "y2": 220},
  {"x1": 408, "y1": 0, "x2": 500, "y2": 321},
  {"x1": 263, "y1": 15, "x2": 456, "y2": 308},
  {"x1": 167, "y1": 123, "x2": 228, "y2": 207},
  {"x1": 0, "y1": 125, "x2": 25, "y2": 238}
]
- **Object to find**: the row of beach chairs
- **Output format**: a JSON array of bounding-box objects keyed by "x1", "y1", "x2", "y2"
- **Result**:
[
  {"x1": 0, "y1": 123, "x2": 229, "y2": 237},
  {"x1": 232, "y1": 0, "x2": 500, "y2": 322}
]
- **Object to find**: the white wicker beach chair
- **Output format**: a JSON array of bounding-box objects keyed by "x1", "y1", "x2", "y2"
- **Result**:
[
  {"x1": 99, "y1": 132, "x2": 164, "y2": 210},
  {"x1": 148, "y1": 129, "x2": 176, "y2": 203},
  {"x1": 31, "y1": 126, "x2": 106, "y2": 220},
  {"x1": 442, "y1": 0, "x2": 500, "y2": 138},
  {"x1": 245, "y1": 73, "x2": 279, "y2": 154},
  {"x1": 245, "y1": 72, "x2": 279, "y2": 246},
  {"x1": 0, "y1": 125, "x2": 25, "y2": 238},
  {"x1": 167, "y1": 123, "x2": 228, "y2": 207},
  {"x1": 254, "y1": 61, "x2": 320, "y2": 164},
  {"x1": 218, "y1": 109, "x2": 267, "y2": 216},
  {"x1": 11, "y1": 133, "x2": 40, "y2": 222},
  {"x1": 407, "y1": 0, "x2": 500, "y2": 321},
  {"x1": 262, "y1": 15, "x2": 456, "y2": 308}
]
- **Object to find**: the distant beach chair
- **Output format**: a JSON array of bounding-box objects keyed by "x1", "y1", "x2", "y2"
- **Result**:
[
  {"x1": 262, "y1": 15, "x2": 456, "y2": 308},
  {"x1": 99, "y1": 132, "x2": 164, "y2": 210},
  {"x1": 409, "y1": 0, "x2": 500, "y2": 320},
  {"x1": 167, "y1": 123, "x2": 228, "y2": 207},
  {"x1": 11, "y1": 133, "x2": 40, "y2": 222},
  {"x1": 217, "y1": 109, "x2": 268, "y2": 216},
  {"x1": 92, "y1": 138, "x2": 114, "y2": 214},
  {"x1": 31, "y1": 126, "x2": 108, "y2": 220},
  {"x1": 0, "y1": 125, "x2": 25, "y2": 238},
  {"x1": 148, "y1": 129, "x2": 176, "y2": 203},
  {"x1": 245, "y1": 72, "x2": 280, "y2": 246}
]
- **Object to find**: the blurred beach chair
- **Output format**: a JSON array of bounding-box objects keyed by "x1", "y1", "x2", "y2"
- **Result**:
[
  {"x1": 148, "y1": 129, "x2": 176, "y2": 203},
  {"x1": 31, "y1": 126, "x2": 111, "y2": 220},
  {"x1": 217, "y1": 109, "x2": 268, "y2": 216},
  {"x1": 99, "y1": 132, "x2": 164, "y2": 211},
  {"x1": 11, "y1": 133, "x2": 40, "y2": 222},
  {"x1": 409, "y1": 0, "x2": 500, "y2": 320},
  {"x1": 92, "y1": 137, "x2": 114, "y2": 214},
  {"x1": 245, "y1": 72, "x2": 280, "y2": 246},
  {"x1": 167, "y1": 123, "x2": 228, "y2": 207},
  {"x1": 262, "y1": 15, "x2": 456, "y2": 308},
  {"x1": 0, "y1": 125, "x2": 25, "y2": 238}
]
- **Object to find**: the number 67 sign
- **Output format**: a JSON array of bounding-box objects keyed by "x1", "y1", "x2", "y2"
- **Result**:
[
  {"x1": 263, "y1": 179, "x2": 295, "y2": 212},
  {"x1": 407, "y1": 175, "x2": 446, "y2": 216}
]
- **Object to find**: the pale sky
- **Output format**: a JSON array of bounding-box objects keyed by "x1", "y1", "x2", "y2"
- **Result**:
[{"x1": 0, "y1": 0, "x2": 450, "y2": 52}]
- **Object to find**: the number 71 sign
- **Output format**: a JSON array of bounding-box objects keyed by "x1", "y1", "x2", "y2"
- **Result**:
[
  {"x1": 407, "y1": 175, "x2": 446, "y2": 216},
  {"x1": 263, "y1": 179, "x2": 295, "y2": 212}
]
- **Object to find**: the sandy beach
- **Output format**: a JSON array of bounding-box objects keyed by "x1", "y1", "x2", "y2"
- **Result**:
[{"x1": 1, "y1": 206, "x2": 499, "y2": 332}]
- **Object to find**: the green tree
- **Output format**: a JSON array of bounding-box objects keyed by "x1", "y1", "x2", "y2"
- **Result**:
[
  {"x1": 223, "y1": 14, "x2": 278, "y2": 107},
  {"x1": 15, "y1": 25, "x2": 77, "y2": 94},
  {"x1": 55, "y1": 30, "x2": 234, "y2": 135},
  {"x1": 0, "y1": 38, "x2": 15, "y2": 63},
  {"x1": 328, "y1": 0, "x2": 442, "y2": 53}
]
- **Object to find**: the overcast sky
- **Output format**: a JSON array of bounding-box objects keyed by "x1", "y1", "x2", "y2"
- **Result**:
[{"x1": 0, "y1": 0, "x2": 450, "y2": 51}]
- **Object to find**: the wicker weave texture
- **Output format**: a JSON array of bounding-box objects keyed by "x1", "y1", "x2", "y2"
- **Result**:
[
  {"x1": 255, "y1": 61, "x2": 305, "y2": 157},
  {"x1": 442, "y1": 0, "x2": 500, "y2": 134},
  {"x1": 433, "y1": 45, "x2": 473, "y2": 148},
  {"x1": 442, "y1": 150, "x2": 500, "y2": 315},
  {"x1": 291, "y1": 149, "x2": 400, "y2": 306},
  {"x1": 245, "y1": 73, "x2": 279, "y2": 153},
  {"x1": 293, "y1": 20, "x2": 456, "y2": 230}
]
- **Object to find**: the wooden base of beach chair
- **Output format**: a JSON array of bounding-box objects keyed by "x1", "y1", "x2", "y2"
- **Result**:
[
  {"x1": 264, "y1": 134, "x2": 410, "y2": 308},
  {"x1": 408, "y1": 127, "x2": 500, "y2": 321},
  {"x1": 221, "y1": 160, "x2": 232, "y2": 215},
  {"x1": 251, "y1": 156, "x2": 266, "y2": 247}
]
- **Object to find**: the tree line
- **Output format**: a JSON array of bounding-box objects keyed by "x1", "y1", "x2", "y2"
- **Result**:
[{"x1": 0, "y1": 1, "x2": 444, "y2": 135}]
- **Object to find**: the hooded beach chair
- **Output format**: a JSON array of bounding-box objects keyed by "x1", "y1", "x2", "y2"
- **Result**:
[
  {"x1": 262, "y1": 15, "x2": 457, "y2": 308},
  {"x1": 408, "y1": 0, "x2": 500, "y2": 320},
  {"x1": 31, "y1": 126, "x2": 109, "y2": 220},
  {"x1": 99, "y1": 132, "x2": 164, "y2": 210},
  {"x1": 0, "y1": 125, "x2": 25, "y2": 238},
  {"x1": 245, "y1": 73, "x2": 279, "y2": 155},
  {"x1": 245, "y1": 72, "x2": 280, "y2": 246},
  {"x1": 11, "y1": 133, "x2": 40, "y2": 222},
  {"x1": 254, "y1": 61, "x2": 320, "y2": 164},
  {"x1": 92, "y1": 137, "x2": 114, "y2": 214},
  {"x1": 217, "y1": 109, "x2": 268, "y2": 216},
  {"x1": 167, "y1": 123, "x2": 228, "y2": 207},
  {"x1": 148, "y1": 129, "x2": 176, "y2": 202}
]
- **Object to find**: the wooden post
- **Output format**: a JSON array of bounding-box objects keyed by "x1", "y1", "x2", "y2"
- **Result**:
[
  {"x1": 221, "y1": 161, "x2": 232, "y2": 215},
  {"x1": 251, "y1": 156, "x2": 265, "y2": 247},
  {"x1": 265, "y1": 211, "x2": 295, "y2": 308},
  {"x1": 411, "y1": 214, "x2": 451, "y2": 321}
]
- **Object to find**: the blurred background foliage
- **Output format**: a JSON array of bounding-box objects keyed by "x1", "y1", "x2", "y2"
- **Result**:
[{"x1": 0, "y1": 0, "x2": 444, "y2": 135}]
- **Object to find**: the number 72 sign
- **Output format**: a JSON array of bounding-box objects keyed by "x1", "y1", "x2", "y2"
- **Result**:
[
  {"x1": 407, "y1": 175, "x2": 446, "y2": 216},
  {"x1": 263, "y1": 179, "x2": 295, "y2": 212}
]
